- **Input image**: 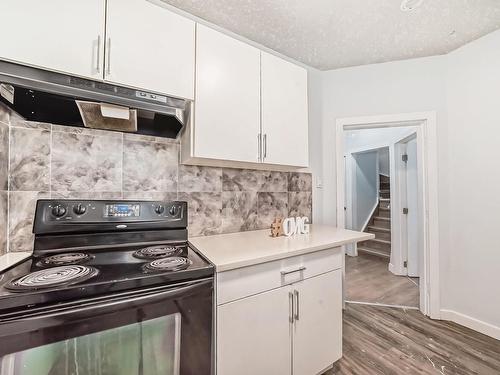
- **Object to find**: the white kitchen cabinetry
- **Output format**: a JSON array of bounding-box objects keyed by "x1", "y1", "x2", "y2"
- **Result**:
[
  {"x1": 261, "y1": 52, "x2": 309, "y2": 167},
  {"x1": 192, "y1": 24, "x2": 261, "y2": 163},
  {"x1": 292, "y1": 271, "x2": 342, "y2": 375},
  {"x1": 0, "y1": 0, "x2": 105, "y2": 80},
  {"x1": 181, "y1": 27, "x2": 309, "y2": 170},
  {"x1": 105, "y1": 0, "x2": 195, "y2": 99},
  {"x1": 0, "y1": 0, "x2": 195, "y2": 99},
  {"x1": 217, "y1": 287, "x2": 292, "y2": 375},
  {"x1": 216, "y1": 248, "x2": 342, "y2": 375}
]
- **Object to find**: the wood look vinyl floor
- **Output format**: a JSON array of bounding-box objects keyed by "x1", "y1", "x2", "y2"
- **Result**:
[
  {"x1": 345, "y1": 253, "x2": 419, "y2": 307},
  {"x1": 325, "y1": 304, "x2": 500, "y2": 375}
]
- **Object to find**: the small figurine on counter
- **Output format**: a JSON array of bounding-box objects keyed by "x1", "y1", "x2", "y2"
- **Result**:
[{"x1": 270, "y1": 217, "x2": 284, "y2": 237}]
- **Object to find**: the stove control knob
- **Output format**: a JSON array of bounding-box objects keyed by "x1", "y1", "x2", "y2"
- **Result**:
[
  {"x1": 51, "y1": 205, "x2": 67, "y2": 217},
  {"x1": 73, "y1": 203, "x2": 87, "y2": 215},
  {"x1": 155, "y1": 205, "x2": 165, "y2": 215},
  {"x1": 169, "y1": 205, "x2": 178, "y2": 216}
]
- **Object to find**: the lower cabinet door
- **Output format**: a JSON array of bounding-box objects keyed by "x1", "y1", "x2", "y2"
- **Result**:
[
  {"x1": 292, "y1": 270, "x2": 342, "y2": 375},
  {"x1": 217, "y1": 286, "x2": 292, "y2": 375}
]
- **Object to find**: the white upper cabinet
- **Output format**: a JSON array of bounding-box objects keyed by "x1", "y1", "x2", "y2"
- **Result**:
[
  {"x1": 105, "y1": 0, "x2": 195, "y2": 99},
  {"x1": 261, "y1": 52, "x2": 309, "y2": 168},
  {"x1": 0, "y1": 0, "x2": 105, "y2": 79},
  {"x1": 193, "y1": 24, "x2": 261, "y2": 163}
]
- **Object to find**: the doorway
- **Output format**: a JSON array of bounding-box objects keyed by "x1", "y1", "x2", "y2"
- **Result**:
[
  {"x1": 343, "y1": 127, "x2": 420, "y2": 308},
  {"x1": 336, "y1": 112, "x2": 440, "y2": 318}
]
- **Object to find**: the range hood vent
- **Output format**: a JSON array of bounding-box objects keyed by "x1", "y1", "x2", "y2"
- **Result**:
[{"x1": 0, "y1": 60, "x2": 190, "y2": 139}]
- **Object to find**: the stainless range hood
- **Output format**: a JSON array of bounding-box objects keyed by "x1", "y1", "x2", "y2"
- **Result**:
[{"x1": 0, "y1": 60, "x2": 190, "y2": 138}]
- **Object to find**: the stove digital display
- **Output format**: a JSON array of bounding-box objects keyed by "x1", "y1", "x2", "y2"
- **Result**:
[{"x1": 105, "y1": 204, "x2": 140, "y2": 217}]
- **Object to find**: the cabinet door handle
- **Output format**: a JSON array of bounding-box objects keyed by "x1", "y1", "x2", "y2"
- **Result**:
[
  {"x1": 105, "y1": 37, "x2": 111, "y2": 76},
  {"x1": 280, "y1": 266, "x2": 306, "y2": 276},
  {"x1": 258, "y1": 133, "x2": 262, "y2": 162},
  {"x1": 95, "y1": 35, "x2": 101, "y2": 73},
  {"x1": 294, "y1": 290, "x2": 300, "y2": 321},
  {"x1": 263, "y1": 134, "x2": 267, "y2": 159},
  {"x1": 289, "y1": 291, "x2": 294, "y2": 323}
]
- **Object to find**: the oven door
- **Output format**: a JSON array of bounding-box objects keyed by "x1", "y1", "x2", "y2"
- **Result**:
[{"x1": 0, "y1": 278, "x2": 213, "y2": 375}]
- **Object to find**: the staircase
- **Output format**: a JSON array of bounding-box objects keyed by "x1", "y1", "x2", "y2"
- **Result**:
[{"x1": 358, "y1": 175, "x2": 391, "y2": 259}]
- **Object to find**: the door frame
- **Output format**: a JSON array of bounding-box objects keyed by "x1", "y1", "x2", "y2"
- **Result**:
[
  {"x1": 394, "y1": 133, "x2": 421, "y2": 279},
  {"x1": 335, "y1": 112, "x2": 440, "y2": 318}
]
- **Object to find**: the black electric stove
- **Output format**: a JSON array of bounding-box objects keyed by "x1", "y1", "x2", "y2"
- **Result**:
[{"x1": 0, "y1": 199, "x2": 214, "y2": 375}]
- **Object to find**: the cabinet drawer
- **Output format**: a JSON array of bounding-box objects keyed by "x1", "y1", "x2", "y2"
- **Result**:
[{"x1": 217, "y1": 247, "x2": 342, "y2": 305}]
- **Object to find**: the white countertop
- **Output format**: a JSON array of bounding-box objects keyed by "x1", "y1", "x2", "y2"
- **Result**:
[
  {"x1": 189, "y1": 225, "x2": 374, "y2": 272},
  {"x1": 0, "y1": 252, "x2": 31, "y2": 272}
]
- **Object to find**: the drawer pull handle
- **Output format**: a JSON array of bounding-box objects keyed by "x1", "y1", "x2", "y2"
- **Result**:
[{"x1": 280, "y1": 266, "x2": 306, "y2": 276}]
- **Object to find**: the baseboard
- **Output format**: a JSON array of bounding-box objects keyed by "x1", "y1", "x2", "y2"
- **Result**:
[
  {"x1": 388, "y1": 262, "x2": 395, "y2": 273},
  {"x1": 440, "y1": 309, "x2": 500, "y2": 340},
  {"x1": 388, "y1": 262, "x2": 406, "y2": 276}
]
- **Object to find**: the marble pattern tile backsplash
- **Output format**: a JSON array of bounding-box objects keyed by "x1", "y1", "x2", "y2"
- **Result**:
[{"x1": 0, "y1": 104, "x2": 312, "y2": 254}]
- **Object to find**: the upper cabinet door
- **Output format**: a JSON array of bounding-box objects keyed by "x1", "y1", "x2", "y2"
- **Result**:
[
  {"x1": 0, "y1": 0, "x2": 105, "y2": 79},
  {"x1": 194, "y1": 24, "x2": 261, "y2": 163},
  {"x1": 261, "y1": 52, "x2": 309, "y2": 167},
  {"x1": 292, "y1": 271, "x2": 342, "y2": 375},
  {"x1": 105, "y1": 0, "x2": 195, "y2": 99}
]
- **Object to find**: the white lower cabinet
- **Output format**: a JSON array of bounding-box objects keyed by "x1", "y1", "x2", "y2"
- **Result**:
[
  {"x1": 217, "y1": 287, "x2": 292, "y2": 375},
  {"x1": 292, "y1": 271, "x2": 342, "y2": 375},
  {"x1": 217, "y1": 266, "x2": 342, "y2": 375}
]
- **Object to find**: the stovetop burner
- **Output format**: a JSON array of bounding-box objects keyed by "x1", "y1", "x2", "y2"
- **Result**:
[
  {"x1": 6, "y1": 265, "x2": 99, "y2": 291},
  {"x1": 36, "y1": 252, "x2": 93, "y2": 267},
  {"x1": 144, "y1": 257, "x2": 192, "y2": 272},
  {"x1": 133, "y1": 245, "x2": 181, "y2": 260}
]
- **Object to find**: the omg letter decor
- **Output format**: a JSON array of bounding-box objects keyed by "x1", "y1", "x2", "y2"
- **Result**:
[{"x1": 282, "y1": 217, "x2": 310, "y2": 236}]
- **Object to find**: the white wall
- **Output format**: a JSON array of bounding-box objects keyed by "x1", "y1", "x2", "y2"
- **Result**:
[
  {"x1": 310, "y1": 29, "x2": 500, "y2": 337},
  {"x1": 378, "y1": 148, "x2": 390, "y2": 176},
  {"x1": 307, "y1": 67, "x2": 324, "y2": 224},
  {"x1": 444, "y1": 30, "x2": 500, "y2": 332},
  {"x1": 352, "y1": 151, "x2": 378, "y2": 230}
]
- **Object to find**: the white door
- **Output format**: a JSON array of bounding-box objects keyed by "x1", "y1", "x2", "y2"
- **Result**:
[
  {"x1": 406, "y1": 138, "x2": 419, "y2": 277},
  {"x1": 217, "y1": 287, "x2": 292, "y2": 375},
  {"x1": 261, "y1": 52, "x2": 309, "y2": 167},
  {"x1": 194, "y1": 24, "x2": 261, "y2": 163},
  {"x1": 0, "y1": 0, "x2": 105, "y2": 79},
  {"x1": 105, "y1": 0, "x2": 195, "y2": 99},
  {"x1": 293, "y1": 270, "x2": 342, "y2": 375}
]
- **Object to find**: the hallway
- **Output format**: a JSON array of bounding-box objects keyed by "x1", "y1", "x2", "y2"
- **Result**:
[{"x1": 345, "y1": 253, "x2": 419, "y2": 307}]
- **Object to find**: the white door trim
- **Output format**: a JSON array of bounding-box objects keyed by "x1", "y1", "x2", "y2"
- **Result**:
[{"x1": 335, "y1": 112, "x2": 440, "y2": 319}]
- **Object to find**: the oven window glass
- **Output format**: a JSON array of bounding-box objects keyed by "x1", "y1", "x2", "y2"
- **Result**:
[{"x1": 0, "y1": 313, "x2": 181, "y2": 375}]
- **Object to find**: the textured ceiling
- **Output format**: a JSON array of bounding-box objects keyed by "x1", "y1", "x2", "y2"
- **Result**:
[{"x1": 160, "y1": 0, "x2": 500, "y2": 70}]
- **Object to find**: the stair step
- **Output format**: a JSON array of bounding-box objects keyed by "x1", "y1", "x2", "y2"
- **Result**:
[
  {"x1": 359, "y1": 238, "x2": 391, "y2": 252},
  {"x1": 358, "y1": 247, "x2": 390, "y2": 259},
  {"x1": 370, "y1": 238, "x2": 391, "y2": 245},
  {"x1": 378, "y1": 206, "x2": 390, "y2": 218},
  {"x1": 366, "y1": 227, "x2": 391, "y2": 240},
  {"x1": 380, "y1": 198, "x2": 390, "y2": 202},
  {"x1": 367, "y1": 225, "x2": 390, "y2": 233},
  {"x1": 373, "y1": 217, "x2": 391, "y2": 229}
]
